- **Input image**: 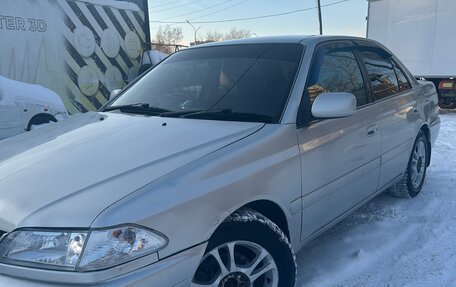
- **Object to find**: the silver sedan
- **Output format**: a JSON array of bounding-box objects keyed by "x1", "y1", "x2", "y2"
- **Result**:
[{"x1": 0, "y1": 36, "x2": 440, "y2": 286}]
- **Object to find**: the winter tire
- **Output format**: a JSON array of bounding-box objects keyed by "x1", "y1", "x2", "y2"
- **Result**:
[
  {"x1": 191, "y1": 208, "x2": 296, "y2": 287},
  {"x1": 438, "y1": 98, "x2": 456, "y2": 109},
  {"x1": 389, "y1": 130, "x2": 429, "y2": 198}
]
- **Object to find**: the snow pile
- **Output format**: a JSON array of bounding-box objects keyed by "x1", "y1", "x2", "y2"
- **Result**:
[
  {"x1": 296, "y1": 113, "x2": 456, "y2": 287},
  {"x1": 0, "y1": 76, "x2": 67, "y2": 112},
  {"x1": 76, "y1": 0, "x2": 141, "y2": 12}
]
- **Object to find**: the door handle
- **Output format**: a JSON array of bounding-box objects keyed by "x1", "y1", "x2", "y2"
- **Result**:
[{"x1": 366, "y1": 124, "x2": 378, "y2": 136}]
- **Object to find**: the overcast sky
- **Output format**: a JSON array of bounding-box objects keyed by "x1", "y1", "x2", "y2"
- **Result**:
[{"x1": 148, "y1": 0, "x2": 369, "y2": 45}]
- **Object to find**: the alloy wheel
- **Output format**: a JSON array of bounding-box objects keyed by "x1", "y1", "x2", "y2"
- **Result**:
[
  {"x1": 192, "y1": 241, "x2": 279, "y2": 287},
  {"x1": 410, "y1": 140, "x2": 427, "y2": 189}
]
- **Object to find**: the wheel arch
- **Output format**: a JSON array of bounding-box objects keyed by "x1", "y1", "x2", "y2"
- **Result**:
[
  {"x1": 27, "y1": 113, "x2": 57, "y2": 131},
  {"x1": 212, "y1": 199, "x2": 291, "y2": 242},
  {"x1": 244, "y1": 200, "x2": 290, "y2": 240}
]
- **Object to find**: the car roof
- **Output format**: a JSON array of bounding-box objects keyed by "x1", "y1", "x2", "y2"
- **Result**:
[{"x1": 189, "y1": 35, "x2": 372, "y2": 49}]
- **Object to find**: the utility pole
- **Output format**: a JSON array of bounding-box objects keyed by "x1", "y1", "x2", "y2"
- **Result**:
[
  {"x1": 317, "y1": 0, "x2": 323, "y2": 35},
  {"x1": 186, "y1": 20, "x2": 201, "y2": 45}
]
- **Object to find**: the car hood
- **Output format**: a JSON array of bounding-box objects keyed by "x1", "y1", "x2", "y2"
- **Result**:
[{"x1": 0, "y1": 112, "x2": 264, "y2": 231}]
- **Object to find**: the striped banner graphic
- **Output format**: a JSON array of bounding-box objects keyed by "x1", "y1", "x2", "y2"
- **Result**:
[{"x1": 51, "y1": 0, "x2": 146, "y2": 112}]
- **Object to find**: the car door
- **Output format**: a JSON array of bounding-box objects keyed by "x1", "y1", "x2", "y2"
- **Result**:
[
  {"x1": 356, "y1": 45, "x2": 417, "y2": 189},
  {"x1": 0, "y1": 91, "x2": 23, "y2": 140},
  {"x1": 297, "y1": 41, "x2": 382, "y2": 241}
]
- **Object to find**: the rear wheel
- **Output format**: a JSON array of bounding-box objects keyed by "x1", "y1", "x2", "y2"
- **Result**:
[
  {"x1": 191, "y1": 208, "x2": 296, "y2": 287},
  {"x1": 438, "y1": 98, "x2": 456, "y2": 109},
  {"x1": 389, "y1": 130, "x2": 429, "y2": 198}
]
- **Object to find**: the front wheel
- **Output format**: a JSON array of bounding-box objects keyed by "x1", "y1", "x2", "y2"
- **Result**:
[
  {"x1": 192, "y1": 208, "x2": 296, "y2": 287},
  {"x1": 389, "y1": 130, "x2": 429, "y2": 198}
]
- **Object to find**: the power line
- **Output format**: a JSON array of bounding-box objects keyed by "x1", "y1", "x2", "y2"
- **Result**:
[
  {"x1": 161, "y1": 0, "x2": 237, "y2": 21},
  {"x1": 150, "y1": 0, "x2": 185, "y2": 9},
  {"x1": 152, "y1": 0, "x2": 203, "y2": 13},
  {"x1": 150, "y1": 0, "x2": 249, "y2": 30},
  {"x1": 190, "y1": 0, "x2": 249, "y2": 21},
  {"x1": 150, "y1": 0, "x2": 350, "y2": 24}
]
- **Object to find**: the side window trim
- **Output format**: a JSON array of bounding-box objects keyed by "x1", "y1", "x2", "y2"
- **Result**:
[{"x1": 353, "y1": 47, "x2": 374, "y2": 104}]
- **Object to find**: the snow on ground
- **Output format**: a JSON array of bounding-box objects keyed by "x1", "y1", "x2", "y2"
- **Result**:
[{"x1": 296, "y1": 111, "x2": 456, "y2": 287}]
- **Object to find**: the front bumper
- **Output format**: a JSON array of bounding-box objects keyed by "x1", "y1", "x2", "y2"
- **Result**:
[{"x1": 0, "y1": 243, "x2": 206, "y2": 286}]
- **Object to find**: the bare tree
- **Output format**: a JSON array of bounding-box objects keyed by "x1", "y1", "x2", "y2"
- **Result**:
[
  {"x1": 199, "y1": 27, "x2": 254, "y2": 44},
  {"x1": 223, "y1": 28, "x2": 253, "y2": 40},
  {"x1": 205, "y1": 30, "x2": 224, "y2": 42},
  {"x1": 153, "y1": 25, "x2": 184, "y2": 54}
]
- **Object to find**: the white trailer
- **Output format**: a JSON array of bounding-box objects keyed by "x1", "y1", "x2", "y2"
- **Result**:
[
  {"x1": 0, "y1": 0, "x2": 150, "y2": 114},
  {"x1": 367, "y1": 0, "x2": 456, "y2": 108}
]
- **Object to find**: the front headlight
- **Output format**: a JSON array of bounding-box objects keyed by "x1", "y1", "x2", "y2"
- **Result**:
[
  {"x1": 78, "y1": 226, "x2": 167, "y2": 271},
  {"x1": 0, "y1": 225, "x2": 167, "y2": 271},
  {"x1": 0, "y1": 230, "x2": 87, "y2": 269}
]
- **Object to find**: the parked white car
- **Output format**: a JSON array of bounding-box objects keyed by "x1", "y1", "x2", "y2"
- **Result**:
[{"x1": 0, "y1": 76, "x2": 69, "y2": 140}]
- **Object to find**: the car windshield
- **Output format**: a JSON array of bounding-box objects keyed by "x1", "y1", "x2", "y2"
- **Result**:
[{"x1": 106, "y1": 43, "x2": 304, "y2": 123}]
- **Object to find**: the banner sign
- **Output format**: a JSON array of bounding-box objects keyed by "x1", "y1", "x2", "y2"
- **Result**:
[{"x1": 0, "y1": 0, "x2": 148, "y2": 113}]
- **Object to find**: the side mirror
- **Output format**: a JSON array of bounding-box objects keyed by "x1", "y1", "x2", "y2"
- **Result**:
[
  {"x1": 311, "y1": 92, "x2": 357, "y2": 119},
  {"x1": 109, "y1": 89, "x2": 121, "y2": 101}
]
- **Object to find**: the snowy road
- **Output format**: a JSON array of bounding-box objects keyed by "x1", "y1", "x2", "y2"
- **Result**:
[{"x1": 296, "y1": 112, "x2": 456, "y2": 287}]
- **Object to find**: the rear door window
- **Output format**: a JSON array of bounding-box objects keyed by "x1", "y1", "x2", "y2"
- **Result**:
[
  {"x1": 359, "y1": 49, "x2": 400, "y2": 100},
  {"x1": 392, "y1": 60, "x2": 412, "y2": 92}
]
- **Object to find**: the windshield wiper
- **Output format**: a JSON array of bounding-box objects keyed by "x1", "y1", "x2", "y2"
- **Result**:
[
  {"x1": 103, "y1": 103, "x2": 170, "y2": 115},
  {"x1": 162, "y1": 109, "x2": 273, "y2": 123},
  {"x1": 160, "y1": 110, "x2": 204, "y2": 118}
]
